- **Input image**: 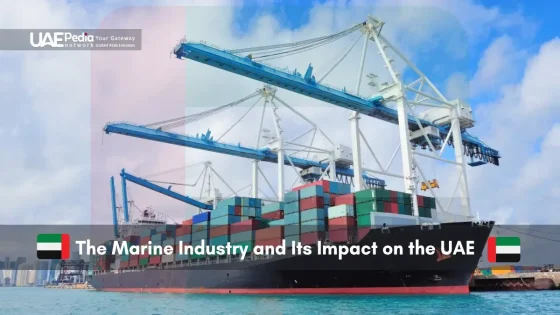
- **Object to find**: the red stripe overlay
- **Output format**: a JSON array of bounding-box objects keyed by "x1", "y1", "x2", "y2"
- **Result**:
[
  {"x1": 98, "y1": 285, "x2": 469, "y2": 295},
  {"x1": 61, "y1": 234, "x2": 70, "y2": 260},
  {"x1": 487, "y1": 236, "x2": 496, "y2": 263}
]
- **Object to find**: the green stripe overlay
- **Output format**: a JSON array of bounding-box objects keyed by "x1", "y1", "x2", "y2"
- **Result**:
[
  {"x1": 496, "y1": 237, "x2": 520, "y2": 246},
  {"x1": 37, "y1": 234, "x2": 62, "y2": 243}
]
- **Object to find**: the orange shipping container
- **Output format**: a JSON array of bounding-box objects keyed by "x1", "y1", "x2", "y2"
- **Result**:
[
  {"x1": 255, "y1": 238, "x2": 283, "y2": 247},
  {"x1": 149, "y1": 256, "x2": 162, "y2": 265},
  {"x1": 255, "y1": 226, "x2": 284, "y2": 241},
  {"x1": 210, "y1": 225, "x2": 231, "y2": 238},
  {"x1": 182, "y1": 219, "x2": 193, "y2": 226}
]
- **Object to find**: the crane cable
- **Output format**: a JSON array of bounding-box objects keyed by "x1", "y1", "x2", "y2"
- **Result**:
[
  {"x1": 144, "y1": 90, "x2": 262, "y2": 131},
  {"x1": 229, "y1": 22, "x2": 365, "y2": 55}
]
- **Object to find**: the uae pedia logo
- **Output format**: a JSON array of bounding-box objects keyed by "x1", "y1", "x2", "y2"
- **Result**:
[
  {"x1": 37, "y1": 234, "x2": 70, "y2": 259},
  {"x1": 487, "y1": 236, "x2": 520, "y2": 263}
]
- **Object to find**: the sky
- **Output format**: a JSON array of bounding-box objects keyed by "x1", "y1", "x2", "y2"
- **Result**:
[{"x1": 0, "y1": 0, "x2": 559, "y2": 232}]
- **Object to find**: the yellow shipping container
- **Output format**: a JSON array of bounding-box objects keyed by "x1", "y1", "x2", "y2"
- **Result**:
[{"x1": 491, "y1": 265, "x2": 514, "y2": 275}]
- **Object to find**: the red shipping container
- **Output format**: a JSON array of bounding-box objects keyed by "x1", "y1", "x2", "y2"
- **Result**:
[
  {"x1": 291, "y1": 179, "x2": 331, "y2": 193},
  {"x1": 210, "y1": 225, "x2": 230, "y2": 238},
  {"x1": 358, "y1": 227, "x2": 370, "y2": 241},
  {"x1": 149, "y1": 256, "x2": 162, "y2": 265},
  {"x1": 329, "y1": 229, "x2": 352, "y2": 243},
  {"x1": 383, "y1": 202, "x2": 392, "y2": 213},
  {"x1": 328, "y1": 216, "x2": 356, "y2": 231},
  {"x1": 176, "y1": 225, "x2": 192, "y2": 237},
  {"x1": 255, "y1": 238, "x2": 283, "y2": 247},
  {"x1": 255, "y1": 226, "x2": 284, "y2": 241},
  {"x1": 417, "y1": 195, "x2": 425, "y2": 207},
  {"x1": 333, "y1": 193, "x2": 355, "y2": 206},
  {"x1": 140, "y1": 236, "x2": 151, "y2": 245},
  {"x1": 390, "y1": 191, "x2": 398, "y2": 203},
  {"x1": 139, "y1": 252, "x2": 149, "y2": 259},
  {"x1": 390, "y1": 203, "x2": 398, "y2": 214},
  {"x1": 231, "y1": 219, "x2": 261, "y2": 234},
  {"x1": 234, "y1": 205, "x2": 242, "y2": 216},
  {"x1": 129, "y1": 259, "x2": 139, "y2": 267},
  {"x1": 261, "y1": 210, "x2": 284, "y2": 220},
  {"x1": 299, "y1": 196, "x2": 324, "y2": 211},
  {"x1": 120, "y1": 261, "x2": 129, "y2": 268},
  {"x1": 301, "y1": 232, "x2": 324, "y2": 245},
  {"x1": 129, "y1": 255, "x2": 139, "y2": 262},
  {"x1": 182, "y1": 219, "x2": 192, "y2": 226}
]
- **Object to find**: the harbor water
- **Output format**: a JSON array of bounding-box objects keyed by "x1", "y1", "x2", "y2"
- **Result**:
[{"x1": 1, "y1": 287, "x2": 557, "y2": 314}]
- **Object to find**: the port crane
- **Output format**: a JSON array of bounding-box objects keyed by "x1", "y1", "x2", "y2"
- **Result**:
[
  {"x1": 110, "y1": 163, "x2": 238, "y2": 238},
  {"x1": 166, "y1": 16, "x2": 501, "y2": 219},
  {"x1": 105, "y1": 15, "x2": 500, "y2": 221}
]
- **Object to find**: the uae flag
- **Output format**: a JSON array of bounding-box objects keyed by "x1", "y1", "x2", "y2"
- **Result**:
[
  {"x1": 487, "y1": 236, "x2": 520, "y2": 263},
  {"x1": 37, "y1": 234, "x2": 70, "y2": 259}
]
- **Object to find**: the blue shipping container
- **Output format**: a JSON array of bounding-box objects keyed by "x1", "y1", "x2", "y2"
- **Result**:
[
  {"x1": 191, "y1": 230, "x2": 209, "y2": 241},
  {"x1": 211, "y1": 205, "x2": 237, "y2": 218},
  {"x1": 230, "y1": 231, "x2": 254, "y2": 243},
  {"x1": 192, "y1": 211, "x2": 211, "y2": 224},
  {"x1": 300, "y1": 219, "x2": 325, "y2": 234},
  {"x1": 175, "y1": 234, "x2": 191, "y2": 244},
  {"x1": 151, "y1": 233, "x2": 167, "y2": 242},
  {"x1": 284, "y1": 212, "x2": 301, "y2": 225},
  {"x1": 268, "y1": 219, "x2": 284, "y2": 226},
  {"x1": 262, "y1": 202, "x2": 284, "y2": 214},
  {"x1": 162, "y1": 238, "x2": 175, "y2": 247},
  {"x1": 300, "y1": 208, "x2": 325, "y2": 222},
  {"x1": 284, "y1": 224, "x2": 300, "y2": 236},
  {"x1": 299, "y1": 185, "x2": 324, "y2": 199},
  {"x1": 284, "y1": 202, "x2": 300, "y2": 214},
  {"x1": 217, "y1": 196, "x2": 241, "y2": 208},
  {"x1": 156, "y1": 224, "x2": 177, "y2": 234},
  {"x1": 285, "y1": 191, "x2": 299, "y2": 204},
  {"x1": 210, "y1": 215, "x2": 242, "y2": 226}
]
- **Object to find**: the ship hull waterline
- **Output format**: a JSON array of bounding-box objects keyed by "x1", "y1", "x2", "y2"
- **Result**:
[{"x1": 89, "y1": 221, "x2": 493, "y2": 295}]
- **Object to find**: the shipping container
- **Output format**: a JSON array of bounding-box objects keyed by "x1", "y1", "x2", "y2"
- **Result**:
[
  {"x1": 255, "y1": 238, "x2": 283, "y2": 247},
  {"x1": 211, "y1": 215, "x2": 242, "y2": 226},
  {"x1": 268, "y1": 219, "x2": 284, "y2": 226},
  {"x1": 212, "y1": 205, "x2": 238, "y2": 218},
  {"x1": 209, "y1": 225, "x2": 231, "y2": 238},
  {"x1": 193, "y1": 221, "x2": 210, "y2": 232},
  {"x1": 284, "y1": 190, "x2": 299, "y2": 204},
  {"x1": 140, "y1": 236, "x2": 151, "y2": 245},
  {"x1": 328, "y1": 216, "x2": 356, "y2": 231},
  {"x1": 124, "y1": 235, "x2": 141, "y2": 245},
  {"x1": 230, "y1": 230, "x2": 255, "y2": 243},
  {"x1": 230, "y1": 219, "x2": 263, "y2": 234},
  {"x1": 300, "y1": 208, "x2": 325, "y2": 222},
  {"x1": 284, "y1": 201, "x2": 300, "y2": 214},
  {"x1": 300, "y1": 231, "x2": 323, "y2": 245},
  {"x1": 139, "y1": 258, "x2": 149, "y2": 266},
  {"x1": 369, "y1": 212, "x2": 418, "y2": 228},
  {"x1": 175, "y1": 233, "x2": 191, "y2": 244},
  {"x1": 232, "y1": 240, "x2": 254, "y2": 254},
  {"x1": 239, "y1": 206, "x2": 260, "y2": 217},
  {"x1": 155, "y1": 224, "x2": 177, "y2": 234},
  {"x1": 416, "y1": 195, "x2": 425, "y2": 208},
  {"x1": 284, "y1": 224, "x2": 300, "y2": 237},
  {"x1": 176, "y1": 225, "x2": 192, "y2": 237},
  {"x1": 300, "y1": 196, "x2": 324, "y2": 211},
  {"x1": 151, "y1": 233, "x2": 167, "y2": 242},
  {"x1": 283, "y1": 211, "x2": 300, "y2": 225},
  {"x1": 120, "y1": 261, "x2": 129, "y2": 268},
  {"x1": 354, "y1": 188, "x2": 387, "y2": 204},
  {"x1": 191, "y1": 229, "x2": 209, "y2": 241},
  {"x1": 262, "y1": 202, "x2": 284, "y2": 214},
  {"x1": 357, "y1": 214, "x2": 372, "y2": 228},
  {"x1": 193, "y1": 211, "x2": 211, "y2": 224},
  {"x1": 129, "y1": 259, "x2": 139, "y2": 267},
  {"x1": 389, "y1": 191, "x2": 398, "y2": 203},
  {"x1": 329, "y1": 229, "x2": 353, "y2": 243},
  {"x1": 139, "y1": 228, "x2": 153, "y2": 238},
  {"x1": 261, "y1": 210, "x2": 284, "y2": 220},
  {"x1": 255, "y1": 226, "x2": 284, "y2": 241},
  {"x1": 292, "y1": 180, "x2": 330, "y2": 193},
  {"x1": 210, "y1": 235, "x2": 230, "y2": 246},
  {"x1": 332, "y1": 193, "x2": 355, "y2": 206},
  {"x1": 299, "y1": 185, "x2": 324, "y2": 199},
  {"x1": 357, "y1": 227, "x2": 370, "y2": 241},
  {"x1": 217, "y1": 196, "x2": 241, "y2": 208},
  {"x1": 328, "y1": 204, "x2": 354, "y2": 219},
  {"x1": 284, "y1": 234, "x2": 300, "y2": 247},
  {"x1": 182, "y1": 219, "x2": 192, "y2": 226},
  {"x1": 301, "y1": 219, "x2": 325, "y2": 234},
  {"x1": 355, "y1": 200, "x2": 384, "y2": 216}
]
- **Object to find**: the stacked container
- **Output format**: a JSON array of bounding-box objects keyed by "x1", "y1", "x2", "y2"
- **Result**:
[
  {"x1": 298, "y1": 185, "x2": 326, "y2": 245},
  {"x1": 230, "y1": 219, "x2": 263, "y2": 254},
  {"x1": 120, "y1": 235, "x2": 140, "y2": 268},
  {"x1": 191, "y1": 211, "x2": 211, "y2": 260},
  {"x1": 162, "y1": 237, "x2": 175, "y2": 264},
  {"x1": 255, "y1": 226, "x2": 284, "y2": 247},
  {"x1": 149, "y1": 231, "x2": 167, "y2": 265},
  {"x1": 283, "y1": 190, "x2": 300, "y2": 247},
  {"x1": 175, "y1": 221, "x2": 192, "y2": 262}
]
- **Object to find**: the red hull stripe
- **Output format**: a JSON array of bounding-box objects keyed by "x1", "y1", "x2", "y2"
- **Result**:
[
  {"x1": 487, "y1": 236, "x2": 496, "y2": 263},
  {"x1": 98, "y1": 285, "x2": 469, "y2": 295},
  {"x1": 61, "y1": 234, "x2": 70, "y2": 260}
]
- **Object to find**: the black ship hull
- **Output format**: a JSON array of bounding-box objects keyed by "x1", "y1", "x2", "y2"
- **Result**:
[{"x1": 89, "y1": 221, "x2": 493, "y2": 294}]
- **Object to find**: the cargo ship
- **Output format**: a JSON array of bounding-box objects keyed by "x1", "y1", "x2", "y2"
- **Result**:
[{"x1": 88, "y1": 181, "x2": 494, "y2": 294}]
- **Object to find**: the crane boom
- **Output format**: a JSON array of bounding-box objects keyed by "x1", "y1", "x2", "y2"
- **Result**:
[
  {"x1": 120, "y1": 168, "x2": 213, "y2": 211},
  {"x1": 104, "y1": 123, "x2": 386, "y2": 188},
  {"x1": 172, "y1": 42, "x2": 500, "y2": 166}
]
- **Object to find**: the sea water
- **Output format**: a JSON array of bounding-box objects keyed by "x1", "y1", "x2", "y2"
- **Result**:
[{"x1": 0, "y1": 287, "x2": 557, "y2": 314}]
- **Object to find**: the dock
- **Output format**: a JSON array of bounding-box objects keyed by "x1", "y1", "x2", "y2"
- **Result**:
[{"x1": 470, "y1": 272, "x2": 560, "y2": 291}]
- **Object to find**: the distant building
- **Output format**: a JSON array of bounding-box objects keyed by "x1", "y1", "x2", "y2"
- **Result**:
[{"x1": 15, "y1": 264, "x2": 31, "y2": 286}]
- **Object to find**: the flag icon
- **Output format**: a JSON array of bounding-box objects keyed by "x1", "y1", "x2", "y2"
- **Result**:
[
  {"x1": 487, "y1": 236, "x2": 520, "y2": 263},
  {"x1": 37, "y1": 234, "x2": 70, "y2": 260}
]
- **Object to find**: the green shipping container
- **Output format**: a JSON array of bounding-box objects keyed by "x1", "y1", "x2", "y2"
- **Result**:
[
  {"x1": 357, "y1": 214, "x2": 372, "y2": 228},
  {"x1": 354, "y1": 188, "x2": 387, "y2": 204},
  {"x1": 355, "y1": 200, "x2": 384, "y2": 216},
  {"x1": 232, "y1": 241, "x2": 254, "y2": 254},
  {"x1": 139, "y1": 258, "x2": 149, "y2": 266},
  {"x1": 398, "y1": 203, "x2": 413, "y2": 215}
]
